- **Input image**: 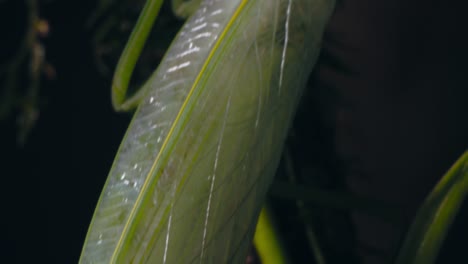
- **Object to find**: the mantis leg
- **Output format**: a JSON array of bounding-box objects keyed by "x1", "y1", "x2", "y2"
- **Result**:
[
  {"x1": 171, "y1": 0, "x2": 203, "y2": 19},
  {"x1": 112, "y1": 0, "x2": 203, "y2": 111},
  {"x1": 111, "y1": 0, "x2": 164, "y2": 112}
]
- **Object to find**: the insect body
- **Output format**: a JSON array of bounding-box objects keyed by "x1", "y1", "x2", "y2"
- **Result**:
[{"x1": 80, "y1": 0, "x2": 335, "y2": 263}]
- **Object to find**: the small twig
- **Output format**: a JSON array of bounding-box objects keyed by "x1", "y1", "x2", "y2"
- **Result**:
[
  {"x1": 0, "y1": 0, "x2": 37, "y2": 118},
  {"x1": 0, "y1": 0, "x2": 50, "y2": 146}
]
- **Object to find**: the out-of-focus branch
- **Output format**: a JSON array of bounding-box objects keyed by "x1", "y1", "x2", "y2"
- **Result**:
[
  {"x1": 0, "y1": 0, "x2": 53, "y2": 146},
  {"x1": 0, "y1": 0, "x2": 37, "y2": 119},
  {"x1": 284, "y1": 148, "x2": 326, "y2": 264}
]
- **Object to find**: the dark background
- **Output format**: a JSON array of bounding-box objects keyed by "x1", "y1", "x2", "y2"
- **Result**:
[{"x1": 1, "y1": 0, "x2": 467, "y2": 263}]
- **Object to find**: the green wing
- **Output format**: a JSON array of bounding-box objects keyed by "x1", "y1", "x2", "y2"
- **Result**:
[{"x1": 80, "y1": 0, "x2": 335, "y2": 263}]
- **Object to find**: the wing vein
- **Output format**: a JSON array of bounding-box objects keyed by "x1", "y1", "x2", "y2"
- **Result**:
[
  {"x1": 278, "y1": 0, "x2": 292, "y2": 94},
  {"x1": 200, "y1": 92, "x2": 233, "y2": 263}
]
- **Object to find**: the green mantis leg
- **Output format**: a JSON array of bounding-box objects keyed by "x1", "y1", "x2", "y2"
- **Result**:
[
  {"x1": 111, "y1": 0, "x2": 164, "y2": 112},
  {"x1": 171, "y1": 0, "x2": 203, "y2": 19},
  {"x1": 112, "y1": 0, "x2": 205, "y2": 112}
]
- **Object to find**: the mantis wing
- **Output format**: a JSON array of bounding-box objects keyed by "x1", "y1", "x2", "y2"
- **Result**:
[{"x1": 80, "y1": 0, "x2": 335, "y2": 263}]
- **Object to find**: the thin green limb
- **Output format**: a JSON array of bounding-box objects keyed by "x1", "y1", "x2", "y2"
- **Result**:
[
  {"x1": 395, "y1": 150, "x2": 468, "y2": 264},
  {"x1": 171, "y1": 0, "x2": 202, "y2": 18},
  {"x1": 254, "y1": 206, "x2": 289, "y2": 264},
  {"x1": 112, "y1": 0, "x2": 164, "y2": 112}
]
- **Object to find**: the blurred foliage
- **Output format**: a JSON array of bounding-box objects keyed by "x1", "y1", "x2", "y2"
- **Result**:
[{"x1": 0, "y1": 0, "x2": 55, "y2": 146}]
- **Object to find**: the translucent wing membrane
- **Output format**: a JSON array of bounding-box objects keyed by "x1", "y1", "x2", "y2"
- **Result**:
[{"x1": 80, "y1": 0, "x2": 335, "y2": 263}]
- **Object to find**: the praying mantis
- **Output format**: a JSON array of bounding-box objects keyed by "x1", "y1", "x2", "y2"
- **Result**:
[
  {"x1": 79, "y1": 0, "x2": 468, "y2": 263},
  {"x1": 80, "y1": 0, "x2": 336, "y2": 263}
]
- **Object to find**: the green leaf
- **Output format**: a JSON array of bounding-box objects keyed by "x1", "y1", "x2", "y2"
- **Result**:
[{"x1": 395, "y1": 150, "x2": 468, "y2": 264}]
